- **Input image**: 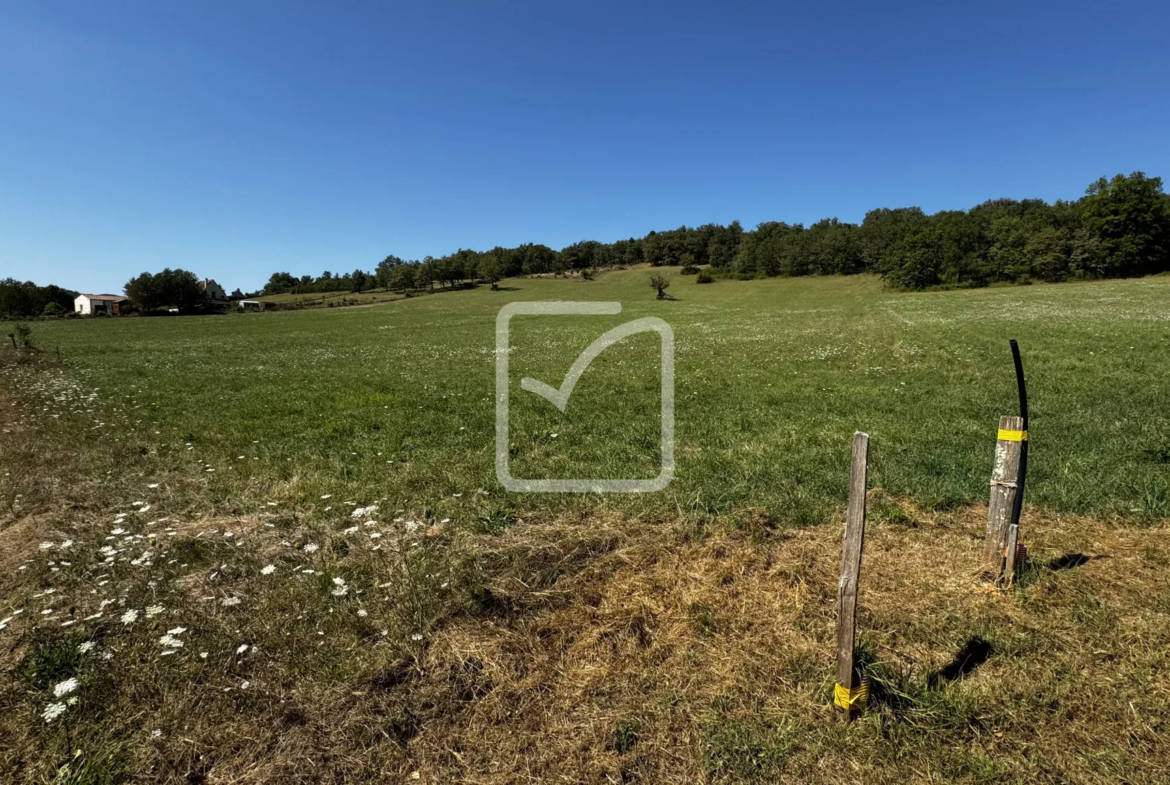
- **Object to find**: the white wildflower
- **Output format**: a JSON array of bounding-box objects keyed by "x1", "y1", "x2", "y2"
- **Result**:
[
  {"x1": 145, "y1": 605, "x2": 165, "y2": 618},
  {"x1": 158, "y1": 635, "x2": 184, "y2": 648},
  {"x1": 53, "y1": 678, "x2": 78, "y2": 697},
  {"x1": 120, "y1": 609, "x2": 139, "y2": 625},
  {"x1": 260, "y1": 564, "x2": 276, "y2": 575},
  {"x1": 236, "y1": 644, "x2": 249, "y2": 655},
  {"x1": 42, "y1": 702, "x2": 68, "y2": 722},
  {"x1": 302, "y1": 543, "x2": 319, "y2": 554}
]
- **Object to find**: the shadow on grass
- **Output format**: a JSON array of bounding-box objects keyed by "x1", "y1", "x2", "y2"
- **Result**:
[
  {"x1": 1014, "y1": 551, "x2": 1109, "y2": 589},
  {"x1": 930, "y1": 637, "x2": 993, "y2": 685},
  {"x1": 1048, "y1": 552, "x2": 1109, "y2": 571},
  {"x1": 848, "y1": 638, "x2": 989, "y2": 732}
]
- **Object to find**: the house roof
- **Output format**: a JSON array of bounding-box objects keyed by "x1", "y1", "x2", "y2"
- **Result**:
[{"x1": 80, "y1": 294, "x2": 127, "y2": 302}]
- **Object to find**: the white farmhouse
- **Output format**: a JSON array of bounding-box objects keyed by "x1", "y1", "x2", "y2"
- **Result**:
[
  {"x1": 199, "y1": 279, "x2": 228, "y2": 303},
  {"x1": 74, "y1": 294, "x2": 127, "y2": 316}
]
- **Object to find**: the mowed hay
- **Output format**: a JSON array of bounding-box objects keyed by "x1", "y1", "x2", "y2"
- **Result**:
[{"x1": 403, "y1": 504, "x2": 1170, "y2": 784}]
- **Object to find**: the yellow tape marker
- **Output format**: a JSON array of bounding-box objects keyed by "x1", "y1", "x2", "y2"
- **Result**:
[
  {"x1": 834, "y1": 682, "x2": 870, "y2": 710},
  {"x1": 997, "y1": 429, "x2": 1028, "y2": 442}
]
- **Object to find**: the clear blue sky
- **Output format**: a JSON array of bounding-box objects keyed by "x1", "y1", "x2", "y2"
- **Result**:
[{"x1": 2, "y1": 1, "x2": 1167, "y2": 294}]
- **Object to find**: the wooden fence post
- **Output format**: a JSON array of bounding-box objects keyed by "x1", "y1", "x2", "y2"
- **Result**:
[
  {"x1": 836, "y1": 431, "x2": 869, "y2": 721},
  {"x1": 1003, "y1": 523, "x2": 1021, "y2": 586},
  {"x1": 985, "y1": 415, "x2": 1025, "y2": 581}
]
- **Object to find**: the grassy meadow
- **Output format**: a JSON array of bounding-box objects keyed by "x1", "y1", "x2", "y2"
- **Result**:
[
  {"x1": 7, "y1": 268, "x2": 1170, "y2": 521},
  {"x1": 2, "y1": 269, "x2": 1169, "y2": 783}
]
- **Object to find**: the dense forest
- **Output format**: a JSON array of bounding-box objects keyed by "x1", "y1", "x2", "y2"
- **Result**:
[{"x1": 260, "y1": 172, "x2": 1170, "y2": 296}]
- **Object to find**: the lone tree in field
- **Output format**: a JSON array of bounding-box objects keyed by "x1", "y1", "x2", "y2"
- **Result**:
[{"x1": 649, "y1": 273, "x2": 671, "y2": 299}]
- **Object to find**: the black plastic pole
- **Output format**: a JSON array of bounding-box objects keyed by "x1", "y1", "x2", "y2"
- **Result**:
[{"x1": 1009, "y1": 339, "x2": 1028, "y2": 530}]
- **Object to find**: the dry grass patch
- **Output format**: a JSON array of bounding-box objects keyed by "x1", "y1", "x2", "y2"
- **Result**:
[{"x1": 400, "y1": 502, "x2": 1170, "y2": 784}]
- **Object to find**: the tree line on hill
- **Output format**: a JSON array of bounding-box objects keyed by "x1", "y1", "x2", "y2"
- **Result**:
[
  {"x1": 5, "y1": 172, "x2": 1167, "y2": 319},
  {"x1": 0, "y1": 279, "x2": 77, "y2": 319},
  {"x1": 258, "y1": 171, "x2": 1169, "y2": 295}
]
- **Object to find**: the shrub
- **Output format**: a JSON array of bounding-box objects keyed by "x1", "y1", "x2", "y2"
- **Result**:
[
  {"x1": 680, "y1": 265, "x2": 700, "y2": 275},
  {"x1": 15, "y1": 323, "x2": 32, "y2": 347},
  {"x1": 696, "y1": 269, "x2": 715, "y2": 284}
]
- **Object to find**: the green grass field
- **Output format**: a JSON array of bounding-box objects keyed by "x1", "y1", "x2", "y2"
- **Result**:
[
  {"x1": 9, "y1": 269, "x2": 1170, "y2": 522},
  {"x1": 2, "y1": 270, "x2": 1169, "y2": 784},
  {"x1": 254, "y1": 288, "x2": 405, "y2": 306}
]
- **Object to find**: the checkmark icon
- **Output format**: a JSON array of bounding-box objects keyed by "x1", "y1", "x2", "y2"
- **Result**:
[
  {"x1": 495, "y1": 301, "x2": 675, "y2": 493},
  {"x1": 520, "y1": 317, "x2": 666, "y2": 413}
]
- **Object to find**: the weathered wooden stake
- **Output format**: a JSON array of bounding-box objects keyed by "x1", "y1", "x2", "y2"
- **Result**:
[
  {"x1": 836, "y1": 431, "x2": 869, "y2": 721},
  {"x1": 985, "y1": 415, "x2": 1024, "y2": 580},
  {"x1": 1003, "y1": 523, "x2": 1020, "y2": 586}
]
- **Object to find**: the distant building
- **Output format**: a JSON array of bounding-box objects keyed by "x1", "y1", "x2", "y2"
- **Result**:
[
  {"x1": 230, "y1": 288, "x2": 245, "y2": 300},
  {"x1": 74, "y1": 294, "x2": 127, "y2": 316},
  {"x1": 199, "y1": 279, "x2": 228, "y2": 303}
]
